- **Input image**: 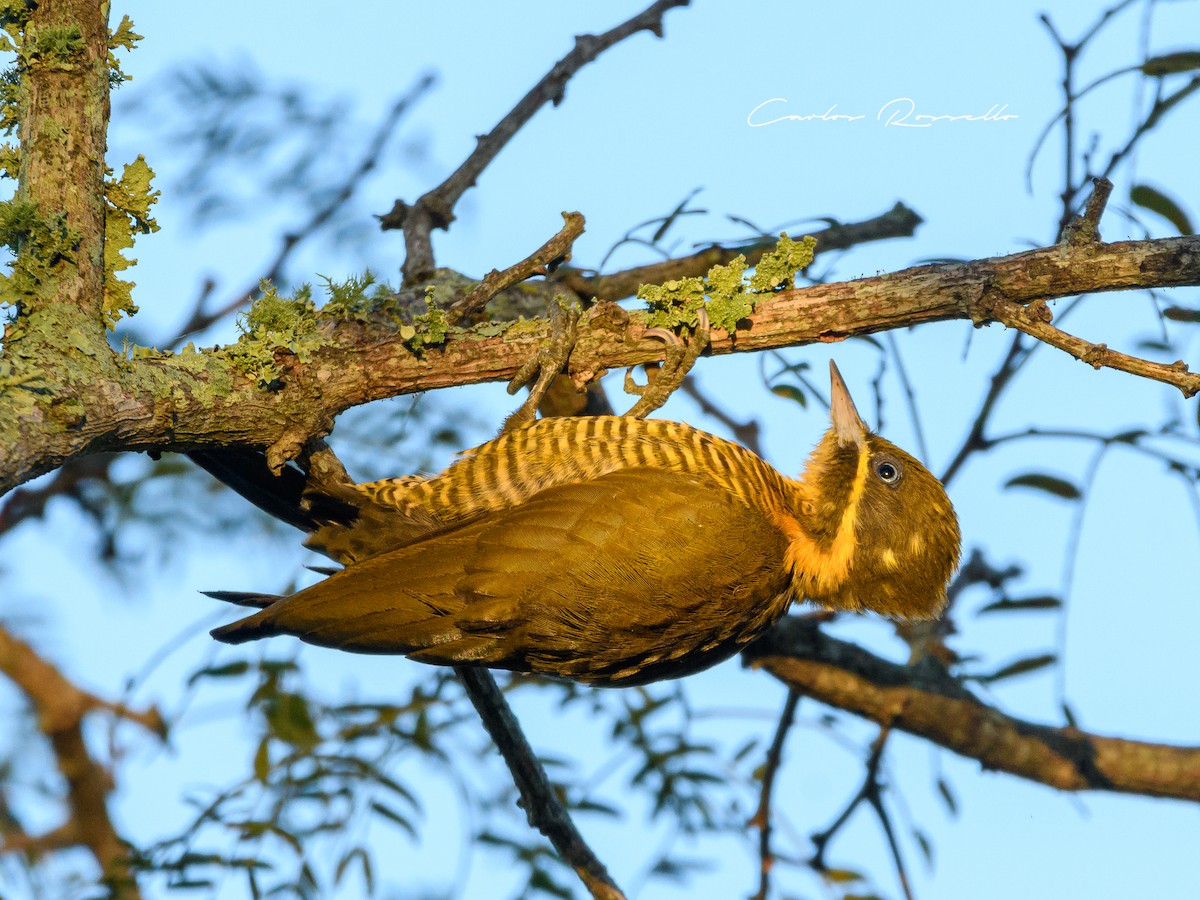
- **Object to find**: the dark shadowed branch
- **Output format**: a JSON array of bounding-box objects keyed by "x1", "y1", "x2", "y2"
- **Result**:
[
  {"x1": 748, "y1": 689, "x2": 800, "y2": 900},
  {"x1": 456, "y1": 667, "x2": 627, "y2": 900}
]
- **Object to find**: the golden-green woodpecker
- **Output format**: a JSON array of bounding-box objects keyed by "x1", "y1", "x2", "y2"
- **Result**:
[{"x1": 200, "y1": 362, "x2": 960, "y2": 686}]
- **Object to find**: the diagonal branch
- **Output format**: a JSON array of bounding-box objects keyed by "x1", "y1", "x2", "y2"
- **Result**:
[
  {"x1": 748, "y1": 689, "x2": 800, "y2": 900},
  {"x1": 384, "y1": 0, "x2": 691, "y2": 283},
  {"x1": 984, "y1": 295, "x2": 1199, "y2": 395},
  {"x1": 450, "y1": 211, "x2": 586, "y2": 325},
  {"x1": 0, "y1": 626, "x2": 165, "y2": 894},
  {"x1": 559, "y1": 201, "x2": 924, "y2": 302},
  {"x1": 743, "y1": 617, "x2": 1200, "y2": 803},
  {"x1": 456, "y1": 668, "x2": 626, "y2": 900},
  {"x1": 177, "y1": 73, "x2": 437, "y2": 340}
]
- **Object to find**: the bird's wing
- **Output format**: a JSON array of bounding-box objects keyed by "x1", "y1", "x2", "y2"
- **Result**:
[{"x1": 213, "y1": 467, "x2": 794, "y2": 684}]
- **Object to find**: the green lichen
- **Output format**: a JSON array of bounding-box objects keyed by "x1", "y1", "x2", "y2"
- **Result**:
[
  {"x1": 226, "y1": 281, "x2": 322, "y2": 387},
  {"x1": 0, "y1": 198, "x2": 78, "y2": 303},
  {"x1": 0, "y1": 0, "x2": 29, "y2": 32},
  {"x1": 413, "y1": 290, "x2": 450, "y2": 344},
  {"x1": 639, "y1": 275, "x2": 706, "y2": 329},
  {"x1": 27, "y1": 24, "x2": 82, "y2": 66},
  {"x1": 470, "y1": 318, "x2": 513, "y2": 339},
  {"x1": 0, "y1": 66, "x2": 16, "y2": 135},
  {"x1": 397, "y1": 289, "x2": 452, "y2": 351},
  {"x1": 103, "y1": 155, "x2": 159, "y2": 328},
  {"x1": 0, "y1": 141, "x2": 16, "y2": 178},
  {"x1": 318, "y1": 270, "x2": 402, "y2": 322},
  {"x1": 750, "y1": 233, "x2": 816, "y2": 291},
  {"x1": 107, "y1": 15, "x2": 141, "y2": 87},
  {"x1": 638, "y1": 233, "x2": 816, "y2": 334}
]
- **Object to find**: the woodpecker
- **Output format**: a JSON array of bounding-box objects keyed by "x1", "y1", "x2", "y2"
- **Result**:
[{"x1": 198, "y1": 362, "x2": 960, "y2": 686}]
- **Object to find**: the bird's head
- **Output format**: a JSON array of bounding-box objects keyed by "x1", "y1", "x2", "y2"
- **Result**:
[{"x1": 792, "y1": 361, "x2": 961, "y2": 620}]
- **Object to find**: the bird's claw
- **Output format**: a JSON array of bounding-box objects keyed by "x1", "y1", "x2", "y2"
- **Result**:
[
  {"x1": 624, "y1": 308, "x2": 711, "y2": 419},
  {"x1": 503, "y1": 303, "x2": 581, "y2": 433}
]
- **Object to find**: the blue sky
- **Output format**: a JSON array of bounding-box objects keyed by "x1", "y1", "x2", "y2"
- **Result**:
[{"x1": 4, "y1": 2, "x2": 1200, "y2": 898}]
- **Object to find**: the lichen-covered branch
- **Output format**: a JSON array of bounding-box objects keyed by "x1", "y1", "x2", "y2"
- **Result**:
[
  {"x1": 558, "y1": 201, "x2": 924, "y2": 302},
  {"x1": 744, "y1": 617, "x2": 1200, "y2": 802},
  {"x1": 2, "y1": 232, "x2": 1198, "y2": 496}
]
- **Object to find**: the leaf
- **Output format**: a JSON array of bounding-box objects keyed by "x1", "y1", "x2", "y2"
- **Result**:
[
  {"x1": 186, "y1": 660, "x2": 250, "y2": 686},
  {"x1": 370, "y1": 801, "x2": 417, "y2": 839},
  {"x1": 732, "y1": 738, "x2": 760, "y2": 764},
  {"x1": 1135, "y1": 338, "x2": 1173, "y2": 353},
  {"x1": 1062, "y1": 703, "x2": 1079, "y2": 729},
  {"x1": 824, "y1": 868, "x2": 865, "y2": 884},
  {"x1": 1003, "y1": 473, "x2": 1081, "y2": 500},
  {"x1": 974, "y1": 653, "x2": 1057, "y2": 685},
  {"x1": 264, "y1": 692, "x2": 318, "y2": 750},
  {"x1": 770, "y1": 383, "x2": 807, "y2": 407},
  {"x1": 977, "y1": 595, "x2": 1062, "y2": 615},
  {"x1": 936, "y1": 777, "x2": 958, "y2": 817},
  {"x1": 1131, "y1": 184, "x2": 1194, "y2": 235},
  {"x1": 253, "y1": 737, "x2": 270, "y2": 783},
  {"x1": 913, "y1": 828, "x2": 934, "y2": 866},
  {"x1": 1162, "y1": 306, "x2": 1200, "y2": 323},
  {"x1": 334, "y1": 847, "x2": 373, "y2": 893},
  {"x1": 1140, "y1": 51, "x2": 1200, "y2": 77}
]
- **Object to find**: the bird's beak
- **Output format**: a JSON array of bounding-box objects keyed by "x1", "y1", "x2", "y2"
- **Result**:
[{"x1": 829, "y1": 360, "x2": 868, "y2": 448}]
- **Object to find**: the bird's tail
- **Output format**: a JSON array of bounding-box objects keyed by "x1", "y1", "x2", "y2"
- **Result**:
[{"x1": 203, "y1": 591, "x2": 283, "y2": 644}]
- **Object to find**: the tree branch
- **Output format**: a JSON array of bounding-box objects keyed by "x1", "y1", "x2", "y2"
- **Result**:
[
  {"x1": 176, "y1": 73, "x2": 437, "y2": 339},
  {"x1": 456, "y1": 668, "x2": 626, "y2": 900},
  {"x1": 384, "y1": 0, "x2": 691, "y2": 283},
  {"x1": 984, "y1": 295, "x2": 1199, "y2": 395},
  {"x1": 0, "y1": 626, "x2": 165, "y2": 895},
  {"x1": 748, "y1": 689, "x2": 800, "y2": 900},
  {"x1": 449, "y1": 211, "x2": 585, "y2": 324},
  {"x1": 558, "y1": 201, "x2": 924, "y2": 302},
  {"x1": 743, "y1": 617, "x2": 1200, "y2": 802},
  {"x1": 4, "y1": 232, "x2": 1199, "y2": 496}
]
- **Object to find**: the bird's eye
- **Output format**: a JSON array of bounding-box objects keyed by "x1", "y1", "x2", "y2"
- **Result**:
[{"x1": 874, "y1": 456, "x2": 903, "y2": 485}]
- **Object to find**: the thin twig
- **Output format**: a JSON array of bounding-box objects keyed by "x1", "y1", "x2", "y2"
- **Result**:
[
  {"x1": 940, "y1": 333, "x2": 1026, "y2": 487},
  {"x1": 986, "y1": 296, "x2": 1200, "y2": 397},
  {"x1": 862, "y1": 731, "x2": 914, "y2": 900},
  {"x1": 748, "y1": 689, "x2": 801, "y2": 900},
  {"x1": 387, "y1": 0, "x2": 690, "y2": 283},
  {"x1": 455, "y1": 667, "x2": 626, "y2": 900},
  {"x1": 177, "y1": 73, "x2": 436, "y2": 339},
  {"x1": 1060, "y1": 176, "x2": 1113, "y2": 244},
  {"x1": 450, "y1": 212, "x2": 586, "y2": 325},
  {"x1": 1053, "y1": 443, "x2": 1107, "y2": 709},
  {"x1": 883, "y1": 332, "x2": 930, "y2": 464},
  {"x1": 808, "y1": 725, "x2": 915, "y2": 900}
]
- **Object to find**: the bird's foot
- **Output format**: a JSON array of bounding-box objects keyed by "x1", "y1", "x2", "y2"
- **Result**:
[
  {"x1": 623, "y1": 307, "x2": 711, "y2": 419},
  {"x1": 503, "y1": 302, "x2": 581, "y2": 433}
]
